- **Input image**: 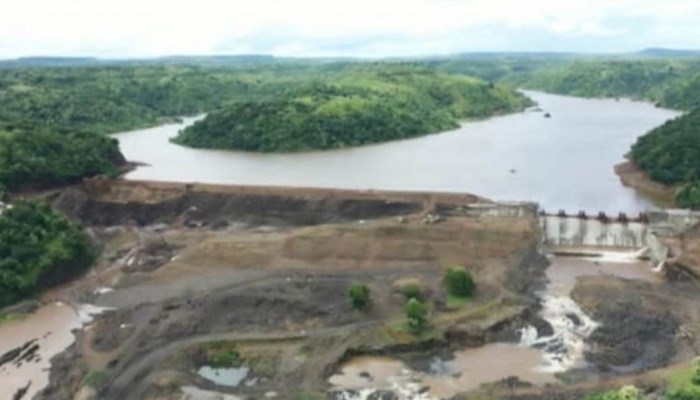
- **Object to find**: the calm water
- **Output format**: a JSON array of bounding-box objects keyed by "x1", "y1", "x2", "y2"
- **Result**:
[{"x1": 115, "y1": 91, "x2": 680, "y2": 213}]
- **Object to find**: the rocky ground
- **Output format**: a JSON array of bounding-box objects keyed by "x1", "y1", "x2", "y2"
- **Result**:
[
  {"x1": 30, "y1": 181, "x2": 548, "y2": 400},
  {"x1": 8, "y1": 180, "x2": 699, "y2": 400}
]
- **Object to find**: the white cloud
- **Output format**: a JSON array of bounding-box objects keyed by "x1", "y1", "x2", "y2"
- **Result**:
[{"x1": 0, "y1": 0, "x2": 699, "y2": 58}]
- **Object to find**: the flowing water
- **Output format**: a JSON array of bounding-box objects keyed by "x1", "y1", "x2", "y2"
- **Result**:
[
  {"x1": 329, "y1": 254, "x2": 662, "y2": 399},
  {"x1": 115, "y1": 91, "x2": 679, "y2": 213}
]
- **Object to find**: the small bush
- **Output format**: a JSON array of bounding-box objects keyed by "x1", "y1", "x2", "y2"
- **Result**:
[
  {"x1": 692, "y1": 358, "x2": 700, "y2": 385},
  {"x1": 667, "y1": 386, "x2": 700, "y2": 400},
  {"x1": 401, "y1": 283, "x2": 421, "y2": 300},
  {"x1": 585, "y1": 386, "x2": 638, "y2": 400},
  {"x1": 210, "y1": 349, "x2": 240, "y2": 368},
  {"x1": 405, "y1": 298, "x2": 428, "y2": 334},
  {"x1": 348, "y1": 283, "x2": 370, "y2": 310},
  {"x1": 444, "y1": 266, "x2": 475, "y2": 298}
]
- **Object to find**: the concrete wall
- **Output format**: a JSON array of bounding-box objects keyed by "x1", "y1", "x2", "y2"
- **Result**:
[{"x1": 540, "y1": 215, "x2": 648, "y2": 248}]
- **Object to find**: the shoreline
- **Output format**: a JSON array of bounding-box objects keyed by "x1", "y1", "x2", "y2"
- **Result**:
[{"x1": 614, "y1": 161, "x2": 676, "y2": 207}]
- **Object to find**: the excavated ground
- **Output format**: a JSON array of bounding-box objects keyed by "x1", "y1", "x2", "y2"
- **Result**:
[
  {"x1": 31, "y1": 180, "x2": 547, "y2": 400},
  {"x1": 9, "y1": 179, "x2": 699, "y2": 400}
]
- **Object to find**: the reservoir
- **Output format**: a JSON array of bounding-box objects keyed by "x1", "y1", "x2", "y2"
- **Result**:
[{"x1": 115, "y1": 91, "x2": 680, "y2": 213}]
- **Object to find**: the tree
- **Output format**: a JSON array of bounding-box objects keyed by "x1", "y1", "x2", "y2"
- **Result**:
[
  {"x1": 692, "y1": 358, "x2": 700, "y2": 386},
  {"x1": 676, "y1": 182, "x2": 700, "y2": 209},
  {"x1": 348, "y1": 283, "x2": 370, "y2": 310},
  {"x1": 444, "y1": 266, "x2": 476, "y2": 298},
  {"x1": 0, "y1": 200, "x2": 96, "y2": 307},
  {"x1": 405, "y1": 298, "x2": 428, "y2": 333}
]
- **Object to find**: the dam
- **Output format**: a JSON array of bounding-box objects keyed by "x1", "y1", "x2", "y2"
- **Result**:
[{"x1": 540, "y1": 212, "x2": 649, "y2": 249}]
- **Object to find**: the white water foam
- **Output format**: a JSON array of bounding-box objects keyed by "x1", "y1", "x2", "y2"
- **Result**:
[{"x1": 519, "y1": 295, "x2": 598, "y2": 373}]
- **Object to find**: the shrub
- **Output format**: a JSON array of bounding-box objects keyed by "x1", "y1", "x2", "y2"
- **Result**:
[
  {"x1": 692, "y1": 358, "x2": 700, "y2": 386},
  {"x1": 676, "y1": 182, "x2": 700, "y2": 209},
  {"x1": 401, "y1": 283, "x2": 421, "y2": 300},
  {"x1": 348, "y1": 283, "x2": 371, "y2": 310},
  {"x1": 667, "y1": 386, "x2": 700, "y2": 400},
  {"x1": 210, "y1": 349, "x2": 240, "y2": 368},
  {"x1": 444, "y1": 266, "x2": 476, "y2": 298},
  {"x1": 585, "y1": 386, "x2": 638, "y2": 400},
  {"x1": 405, "y1": 298, "x2": 428, "y2": 334}
]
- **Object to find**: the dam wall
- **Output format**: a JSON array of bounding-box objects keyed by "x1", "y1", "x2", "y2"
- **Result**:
[
  {"x1": 540, "y1": 215, "x2": 648, "y2": 249},
  {"x1": 50, "y1": 179, "x2": 536, "y2": 228}
]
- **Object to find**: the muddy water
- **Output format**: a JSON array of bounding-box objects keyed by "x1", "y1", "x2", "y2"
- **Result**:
[
  {"x1": 330, "y1": 254, "x2": 662, "y2": 399},
  {"x1": 197, "y1": 366, "x2": 249, "y2": 387},
  {"x1": 0, "y1": 302, "x2": 106, "y2": 400},
  {"x1": 114, "y1": 92, "x2": 679, "y2": 213}
]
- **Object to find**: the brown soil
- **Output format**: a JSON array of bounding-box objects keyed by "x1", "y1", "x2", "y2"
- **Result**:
[
  {"x1": 34, "y1": 180, "x2": 545, "y2": 400},
  {"x1": 614, "y1": 161, "x2": 676, "y2": 207},
  {"x1": 663, "y1": 225, "x2": 700, "y2": 281}
]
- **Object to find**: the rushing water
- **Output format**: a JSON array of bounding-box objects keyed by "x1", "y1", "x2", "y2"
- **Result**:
[
  {"x1": 329, "y1": 253, "x2": 662, "y2": 399},
  {"x1": 115, "y1": 91, "x2": 680, "y2": 213}
]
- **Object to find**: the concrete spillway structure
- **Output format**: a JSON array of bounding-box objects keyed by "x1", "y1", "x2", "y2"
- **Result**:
[{"x1": 540, "y1": 215, "x2": 648, "y2": 249}]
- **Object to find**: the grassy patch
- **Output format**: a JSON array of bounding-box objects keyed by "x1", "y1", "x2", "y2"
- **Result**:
[
  {"x1": 446, "y1": 294, "x2": 470, "y2": 309},
  {"x1": 203, "y1": 341, "x2": 241, "y2": 368},
  {"x1": 0, "y1": 312, "x2": 22, "y2": 325},
  {"x1": 434, "y1": 299, "x2": 505, "y2": 326},
  {"x1": 668, "y1": 365, "x2": 694, "y2": 391},
  {"x1": 84, "y1": 370, "x2": 107, "y2": 388}
]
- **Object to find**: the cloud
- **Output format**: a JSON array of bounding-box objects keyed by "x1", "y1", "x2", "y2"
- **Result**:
[{"x1": 0, "y1": 0, "x2": 699, "y2": 58}]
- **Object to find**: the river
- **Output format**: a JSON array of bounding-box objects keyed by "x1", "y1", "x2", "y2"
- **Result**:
[
  {"x1": 115, "y1": 91, "x2": 680, "y2": 213},
  {"x1": 329, "y1": 253, "x2": 663, "y2": 399}
]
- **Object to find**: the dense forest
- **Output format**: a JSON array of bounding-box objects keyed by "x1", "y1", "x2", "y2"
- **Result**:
[
  {"x1": 0, "y1": 201, "x2": 96, "y2": 307},
  {"x1": 631, "y1": 109, "x2": 700, "y2": 207},
  {"x1": 0, "y1": 64, "x2": 319, "y2": 134},
  {"x1": 172, "y1": 66, "x2": 532, "y2": 152},
  {"x1": 497, "y1": 59, "x2": 700, "y2": 110},
  {"x1": 0, "y1": 129, "x2": 123, "y2": 191}
]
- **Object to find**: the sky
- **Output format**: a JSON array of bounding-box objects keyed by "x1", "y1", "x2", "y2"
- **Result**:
[{"x1": 1, "y1": 0, "x2": 700, "y2": 59}]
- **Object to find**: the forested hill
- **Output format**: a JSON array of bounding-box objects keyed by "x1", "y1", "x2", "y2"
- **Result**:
[
  {"x1": 499, "y1": 59, "x2": 700, "y2": 110},
  {"x1": 171, "y1": 67, "x2": 532, "y2": 152},
  {"x1": 630, "y1": 109, "x2": 700, "y2": 207},
  {"x1": 0, "y1": 201, "x2": 96, "y2": 307}
]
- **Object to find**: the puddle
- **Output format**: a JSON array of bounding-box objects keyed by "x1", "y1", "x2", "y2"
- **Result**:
[
  {"x1": 198, "y1": 366, "x2": 249, "y2": 387},
  {"x1": 331, "y1": 253, "x2": 659, "y2": 399},
  {"x1": 0, "y1": 302, "x2": 108, "y2": 400}
]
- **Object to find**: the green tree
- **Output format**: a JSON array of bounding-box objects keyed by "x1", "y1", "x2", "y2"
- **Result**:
[
  {"x1": 348, "y1": 283, "x2": 370, "y2": 310},
  {"x1": 0, "y1": 200, "x2": 96, "y2": 307},
  {"x1": 444, "y1": 266, "x2": 476, "y2": 298},
  {"x1": 676, "y1": 182, "x2": 700, "y2": 209},
  {"x1": 405, "y1": 298, "x2": 428, "y2": 334}
]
